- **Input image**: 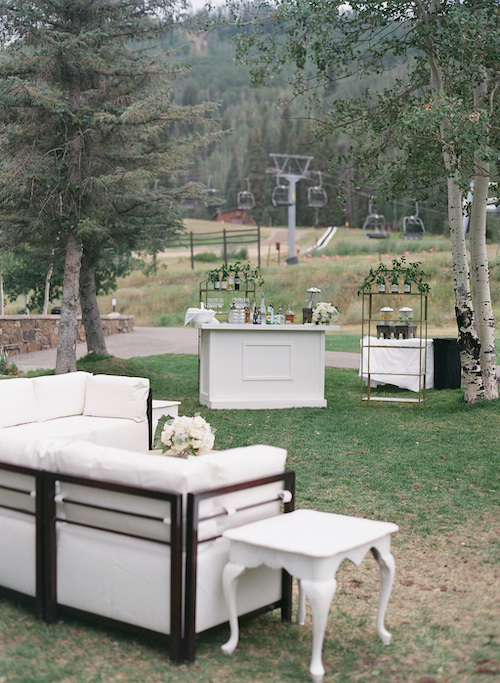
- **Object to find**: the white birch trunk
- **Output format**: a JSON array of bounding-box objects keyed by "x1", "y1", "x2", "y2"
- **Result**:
[
  {"x1": 0, "y1": 275, "x2": 4, "y2": 316},
  {"x1": 43, "y1": 263, "x2": 54, "y2": 315},
  {"x1": 447, "y1": 176, "x2": 485, "y2": 402},
  {"x1": 421, "y1": 2, "x2": 486, "y2": 402},
  {"x1": 469, "y1": 163, "x2": 498, "y2": 399}
]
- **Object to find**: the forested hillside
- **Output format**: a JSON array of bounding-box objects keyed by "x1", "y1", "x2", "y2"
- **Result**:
[{"x1": 163, "y1": 13, "x2": 450, "y2": 233}]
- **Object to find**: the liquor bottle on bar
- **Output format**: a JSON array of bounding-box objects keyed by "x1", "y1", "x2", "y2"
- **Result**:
[
  {"x1": 266, "y1": 302, "x2": 274, "y2": 325},
  {"x1": 285, "y1": 305, "x2": 294, "y2": 324},
  {"x1": 277, "y1": 303, "x2": 285, "y2": 325},
  {"x1": 259, "y1": 294, "x2": 266, "y2": 325},
  {"x1": 252, "y1": 299, "x2": 258, "y2": 324}
]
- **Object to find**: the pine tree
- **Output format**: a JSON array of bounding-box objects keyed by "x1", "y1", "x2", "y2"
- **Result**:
[{"x1": 0, "y1": 0, "x2": 218, "y2": 371}]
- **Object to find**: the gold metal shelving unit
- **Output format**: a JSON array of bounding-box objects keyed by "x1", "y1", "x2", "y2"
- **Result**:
[
  {"x1": 199, "y1": 280, "x2": 256, "y2": 323},
  {"x1": 360, "y1": 281, "x2": 428, "y2": 407}
]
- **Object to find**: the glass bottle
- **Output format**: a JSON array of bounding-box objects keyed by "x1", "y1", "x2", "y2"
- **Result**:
[
  {"x1": 259, "y1": 293, "x2": 266, "y2": 325},
  {"x1": 266, "y1": 302, "x2": 274, "y2": 325}
]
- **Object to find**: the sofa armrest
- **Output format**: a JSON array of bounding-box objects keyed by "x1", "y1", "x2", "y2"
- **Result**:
[
  {"x1": 0, "y1": 460, "x2": 45, "y2": 619},
  {"x1": 184, "y1": 469, "x2": 295, "y2": 662}
]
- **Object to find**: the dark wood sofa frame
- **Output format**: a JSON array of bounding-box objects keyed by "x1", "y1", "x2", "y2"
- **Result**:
[{"x1": 0, "y1": 458, "x2": 295, "y2": 663}]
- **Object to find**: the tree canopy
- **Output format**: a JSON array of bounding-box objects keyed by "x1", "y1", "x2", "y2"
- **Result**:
[
  {"x1": 228, "y1": 0, "x2": 499, "y2": 402},
  {"x1": 0, "y1": 0, "x2": 219, "y2": 370}
]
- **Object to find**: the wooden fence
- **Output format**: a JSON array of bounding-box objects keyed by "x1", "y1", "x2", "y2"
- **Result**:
[{"x1": 168, "y1": 227, "x2": 261, "y2": 269}]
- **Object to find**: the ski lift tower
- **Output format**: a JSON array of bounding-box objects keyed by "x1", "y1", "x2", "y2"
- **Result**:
[{"x1": 269, "y1": 153, "x2": 313, "y2": 264}]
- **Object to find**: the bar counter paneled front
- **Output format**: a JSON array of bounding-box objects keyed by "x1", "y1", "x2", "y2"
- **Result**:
[{"x1": 199, "y1": 324, "x2": 327, "y2": 409}]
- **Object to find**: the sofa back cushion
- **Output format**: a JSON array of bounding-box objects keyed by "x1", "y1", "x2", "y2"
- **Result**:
[
  {"x1": 83, "y1": 375, "x2": 149, "y2": 422},
  {"x1": 0, "y1": 379, "x2": 38, "y2": 427},
  {"x1": 33, "y1": 372, "x2": 90, "y2": 422}
]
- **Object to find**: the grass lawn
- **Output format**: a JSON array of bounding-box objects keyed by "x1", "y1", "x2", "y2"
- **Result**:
[{"x1": 1, "y1": 353, "x2": 499, "y2": 682}]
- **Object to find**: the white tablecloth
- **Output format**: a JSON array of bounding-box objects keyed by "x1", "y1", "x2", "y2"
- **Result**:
[{"x1": 360, "y1": 336, "x2": 434, "y2": 391}]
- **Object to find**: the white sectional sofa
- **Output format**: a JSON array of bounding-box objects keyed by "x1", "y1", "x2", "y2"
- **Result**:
[
  {"x1": 0, "y1": 372, "x2": 152, "y2": 451},
  {"x1": 0, "y1": 433, "x2": 294, "y2": 661}
]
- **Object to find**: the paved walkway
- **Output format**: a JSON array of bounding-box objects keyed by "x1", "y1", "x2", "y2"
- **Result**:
[{"x1": 13, "y1": 326, "x2": 361, "y2": 372}]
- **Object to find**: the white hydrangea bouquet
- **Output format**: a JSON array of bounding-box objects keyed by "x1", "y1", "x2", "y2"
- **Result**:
[
  {"x1": 157, "y1": 414, "x2": 215, "y2": 457},
  {"x1": 312, "y1": 302, "x2": 339, "y2": 325}
]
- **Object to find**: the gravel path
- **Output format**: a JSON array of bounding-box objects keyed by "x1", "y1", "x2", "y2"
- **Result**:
[{"x1": 13, "y1": 326, "x2": 360, "y2": 372}]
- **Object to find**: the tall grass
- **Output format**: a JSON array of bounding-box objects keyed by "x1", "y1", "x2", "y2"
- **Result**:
[
  {"x1": 89, "y1": 226, "x2": 498, "y2": 329},
  {"x1": 3, "y1": 225, "x2": 499, "y2": 333}
]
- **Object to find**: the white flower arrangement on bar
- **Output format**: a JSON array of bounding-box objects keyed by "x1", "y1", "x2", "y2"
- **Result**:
[
  {"x1": 312, "y1": 302, "x2": 339, "y2": 325},
  {"x1": 157, "y1": 414, "x2": 215, "y2": 457}
]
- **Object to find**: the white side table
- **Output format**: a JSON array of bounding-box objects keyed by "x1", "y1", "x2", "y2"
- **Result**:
[
  {"x1": 151, "y1": 399, "x2": 181, "y2": 437},
  {"x1": 221, "y1": 509, "x2": 399, "y2": 682}
]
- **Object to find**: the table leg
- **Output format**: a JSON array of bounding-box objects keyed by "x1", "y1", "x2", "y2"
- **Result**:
[
  {"x1": 221, "y1": 562, "x2": 246, "y2": 655},
  {"x1": 300, "y1": 578, "x2": 337, "y2": 683},
  {"x1": 297, "y1": 578, "x2": 306, "y2": 625},
  {"x1": 371, "y1": 546, "x2": 396, "y2": 645}
]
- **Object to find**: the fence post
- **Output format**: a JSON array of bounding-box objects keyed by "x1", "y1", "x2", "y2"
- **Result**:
[
  {"x1": 223, "y1": 229, "x2": 227, "y2": 263},
  {"x1": 190, "y1": 232, "x2": 194, "y2": 270}
]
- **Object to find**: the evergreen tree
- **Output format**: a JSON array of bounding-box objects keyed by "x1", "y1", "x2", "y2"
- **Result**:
[{"x1": 0, "y1": 0, "x2": 218, "y2": 371}]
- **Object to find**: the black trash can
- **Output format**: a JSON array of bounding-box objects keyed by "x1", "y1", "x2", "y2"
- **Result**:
[{"x1": 433, "y1": 338, "x2": 461, "y2": 389}]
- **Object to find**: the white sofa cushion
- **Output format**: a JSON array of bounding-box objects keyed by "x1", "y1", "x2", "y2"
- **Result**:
[
  {"x1": 56, "y1": 524, "x2": 172, "y2": 634},
  {"x1": 195, "y1": 445, "x2": 287, "y2": 487},
  {"x1": 84, "y1": 375, "x2": 149, "y2": 422},
  {"x1": 33, "y1": 372, "x2": 90, "y2": 421},
  {"x1": 4, "y1": 419, "x2": 95, "y2": 444},
  {"x1": 0, "y1": 378, "x2": 38, "y2": 427},
  {"x1": 0, "y1": 431, "x2": 62, "y2": 471},
  {"x1": 53, "y1": 440, "x2": 211, "y2": 495}
]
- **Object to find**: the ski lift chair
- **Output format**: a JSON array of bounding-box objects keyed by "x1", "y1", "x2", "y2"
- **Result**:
[
  {"x1": 307, "y1": 172, "x2": 328, "y2": 208},
  {"x1": 403, "y1": 202, "x2": 425, "y2": 239},
  {"x1": 307, "y1": 172, "x2": 328, "y2": 229},
  {"x1": 363, "y1": 197, "x2": 388, "y2": 238},
  {"x1": 272, "y1": 176, "x2": 293, "y2": 207},
  {"x1": 237, "y1": 178, "x2": 256, "y2": 211},
  {"x1": 204, "y1": 176, "x2": 222, "y2": 208}
]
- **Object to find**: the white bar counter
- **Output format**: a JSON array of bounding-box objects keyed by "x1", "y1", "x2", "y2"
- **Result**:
[{"x1": 199, "y1": 324, "x2": 327, "y2": 409}]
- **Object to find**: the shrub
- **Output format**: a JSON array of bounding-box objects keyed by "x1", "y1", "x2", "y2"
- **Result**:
[
  {"x1": 0, "y1": 347, "x2": 19, "y2": 376},
  {"x1": 193, "y1": 252, "x2": 219, "y2": 263}
]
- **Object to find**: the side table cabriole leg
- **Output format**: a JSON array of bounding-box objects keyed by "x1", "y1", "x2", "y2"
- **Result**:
[
  {"x1": 221, "y1": 562, "x2": 246, "y2": 655},
  {"x1": 300, "y1": 578, "x2": 337, "y2": 683},
  {"x1": 371, "y1": 546, "x2": 396, "y2": 645}
]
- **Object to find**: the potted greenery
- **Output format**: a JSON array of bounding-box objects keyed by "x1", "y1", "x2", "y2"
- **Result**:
[
  {"x1": 242, "y1": 264, "x2": 264, "y2": 287},
  {"x1": 220, "y1": 263, "x2": 230, "y2": 290},
  {"x1": 232, "y1": 261, "x2": 241, "y2": 291},
  {"x1": 207, "y1": 267, "x2": 221, "y2": 290},
  {"x1": 376, "y1": 265, "x2": 387, "y2": 293}
]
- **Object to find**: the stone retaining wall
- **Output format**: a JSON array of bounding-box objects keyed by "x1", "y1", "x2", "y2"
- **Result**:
[{"x1": 0, "y1": 315, "x2": 134, "y2": 356}]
